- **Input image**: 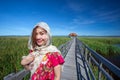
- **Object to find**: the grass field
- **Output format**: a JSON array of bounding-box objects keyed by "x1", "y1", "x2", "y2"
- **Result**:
[
  {"x1": 0, "y1": 36, "x2": 120, "y2": 79},
  {"x1": 0, "y1": 36, "x2": 70, "y2": 80},
  {"x1": 78, "y1": 37, "x2": 120, "y2": 57},
  {"x1": 78, "y1": 37, "x2": 120, "y2": 80}
]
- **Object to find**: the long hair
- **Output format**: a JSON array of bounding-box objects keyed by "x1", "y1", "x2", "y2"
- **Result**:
[
  {"x1": 31, "y1": 26, "x2": 39, "y2": 49},
  {"x1": 31, "y1": 26, "x2": 48, "y2": 49},
  {"x1": 28, "y1": 22, "x2": 52, "y2": 50}
]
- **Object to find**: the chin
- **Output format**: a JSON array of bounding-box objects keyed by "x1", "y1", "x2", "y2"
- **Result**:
[
  {"x1": 37, "y1": 43, "x2": 45, "y2": 46},
  {"x1": 38, "y1": 44, "x2": 43, "y2": 46}
]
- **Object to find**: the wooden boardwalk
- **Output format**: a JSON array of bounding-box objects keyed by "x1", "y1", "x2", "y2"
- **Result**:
[
  {"x1": 75, "y1": 41, "x2": 88, "y2": 80},
  {"x1": 61, "y1": 38, "x2": 77, "y2": 80},
  {"x1": 61, "y1": 38, "x2": 120, "y2": 80}
]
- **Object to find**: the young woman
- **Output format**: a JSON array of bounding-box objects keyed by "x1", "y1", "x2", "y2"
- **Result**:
[{"x1": 21, "y1": 22, "x2": 65, "y2": 80}]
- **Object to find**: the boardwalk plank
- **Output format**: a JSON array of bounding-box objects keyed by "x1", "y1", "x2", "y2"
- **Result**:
[{"x1": 61, "y1": 38, "x2": 77, "y2": 80}]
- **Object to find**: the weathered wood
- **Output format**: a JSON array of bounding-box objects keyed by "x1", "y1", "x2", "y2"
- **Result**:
[
  {"x1": 4, "y1": 69, "x2": 29, "y2": 80},
  {"x1": 61, "y1": 38, "x2": 77, "y2": 80},
  {"x1": 76, "y1": 38, "x2": 120, "y2": 80},
  {"x1": 75, "y1": 39, "x2": 89, "y2": 80}
]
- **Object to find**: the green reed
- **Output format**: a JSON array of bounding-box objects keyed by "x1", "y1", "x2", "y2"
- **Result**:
[
  {"x1": 79, "y1": 37, "x2": 120, "y2": 57},
  {"x1": 0, "y1": 36, "x2": 70, "y2": 80}
]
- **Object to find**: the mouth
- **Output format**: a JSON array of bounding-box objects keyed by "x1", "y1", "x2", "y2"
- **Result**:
[{"x1": 36, "y1": 39, "x2": 43, "y2": 44}]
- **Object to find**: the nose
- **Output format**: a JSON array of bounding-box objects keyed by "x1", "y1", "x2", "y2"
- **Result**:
[{"x1": 36, "y1": 34, "x2": 42, "y2": 39}]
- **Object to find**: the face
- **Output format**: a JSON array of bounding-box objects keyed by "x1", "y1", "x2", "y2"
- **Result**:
[{"x1": 35, "y1": 27, "x2": 49, "y2": 46}]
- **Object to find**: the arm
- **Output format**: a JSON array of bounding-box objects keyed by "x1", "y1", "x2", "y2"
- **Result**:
[
  {"x1": 21, "y1": 55, "x2": 35, "y2": 70},
  {"x1": 54, "y1": 65, "x2": 62, "y2": 80},
  {"x1": 21, "y1": 54, "x2": 35, "y2": 66}
]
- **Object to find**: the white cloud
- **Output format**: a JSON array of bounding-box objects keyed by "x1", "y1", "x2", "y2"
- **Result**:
[
  {"x1": 51, "y1": 25, "x2": 78, "y2": 36},
  {"x1": 73, "y1": 18, "x2": 95, "y2": 25},
  {"x1": 70, "y1": 16, "x2": 95, "y2": 25},
  {"x1": 92, "y1": 9, "x2": 120, "y2": 23}
]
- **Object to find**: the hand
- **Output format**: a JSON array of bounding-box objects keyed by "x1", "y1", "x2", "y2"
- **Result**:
[
  {"x1": 23, "y1": 65, "x2": 30, "y2": 70},
  {"x1": 21, "y1": 54, "x2": 35, "y2": 66},
  {"x1": 23, "y1": 63, "x2": 34, "y2": 70},
  {"x1": 29, "y1": 63, "x2": 34, "y2": 70}
]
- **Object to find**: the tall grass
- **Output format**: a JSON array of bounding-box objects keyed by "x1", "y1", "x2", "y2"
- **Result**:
[
  {"x1": 0, "y1": 36, "x2": 70, "y2": 80},
  {"x1": 79, "y1": 37, "x2": 120, "y2": 57},
  {"x1": 79, "y1": 37, "x2": 120, "y2": 80}
]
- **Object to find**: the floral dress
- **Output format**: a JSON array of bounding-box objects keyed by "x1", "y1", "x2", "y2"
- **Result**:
[{"x1": 31, "y1": 52, "x2": 65, "y2": 80}]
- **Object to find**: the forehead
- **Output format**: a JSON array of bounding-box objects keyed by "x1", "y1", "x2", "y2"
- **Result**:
[{"x1": 36, "y1": 27, "x2": 47, "y2": 33}]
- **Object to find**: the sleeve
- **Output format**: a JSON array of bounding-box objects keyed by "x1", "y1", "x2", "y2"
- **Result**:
[
  {"x1": 29, "y1": 49, "x2": 33, "y2": 53},
  {"x1": 22, "y1": 49, "x2": 33, "y2": 59},
  {"x1": 51, "y1": 52, "x2": 65, "y2": 67}
]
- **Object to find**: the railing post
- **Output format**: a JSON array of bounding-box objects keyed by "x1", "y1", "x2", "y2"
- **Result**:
[
  {"x1": 98, "y1": 63, "x2": 102, "y2": 80},
  {"x1": 85, "y1": 48, "x2": 88, "y2": 61},
  {"x1": 88, "y1": 52, "x2": 91, "y2": 65}
]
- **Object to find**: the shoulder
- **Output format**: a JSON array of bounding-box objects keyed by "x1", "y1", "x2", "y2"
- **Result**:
[
  {"x1": 46, "y1": 52, "x2": 62, "y2": 57},
  {"x1": 51, "y1": 52, "x2": 62, "y2": 57},
  {"x1": 46, "y1": 52, "x2": 65, "y2": 66},
  {"x1": 46, "y1": 45, "x2": 61, "y2": 53}
]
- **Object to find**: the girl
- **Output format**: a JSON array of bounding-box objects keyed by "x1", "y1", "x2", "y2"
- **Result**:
[{"x1": 21, "y1": 22, "x2": 65, "y2": 80}]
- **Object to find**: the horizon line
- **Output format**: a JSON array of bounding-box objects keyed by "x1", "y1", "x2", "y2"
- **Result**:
[{"x1": 0, "y1": 35, "x2": 120, "y2": 37}]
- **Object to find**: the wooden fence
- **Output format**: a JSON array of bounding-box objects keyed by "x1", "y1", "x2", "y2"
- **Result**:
[{"x1": 75, "y1": 38, "x2": 120, "y2": 80}]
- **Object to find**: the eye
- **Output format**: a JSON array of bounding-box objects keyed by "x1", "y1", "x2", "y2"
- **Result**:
[
  {"x1": 35, "y1": 32, "x2": 38, "y2": 35},
  {"x1": 39, "y1": 31, "x2": 45, "y2": 35}
]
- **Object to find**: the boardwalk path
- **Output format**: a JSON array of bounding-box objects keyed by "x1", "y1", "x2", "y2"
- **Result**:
[{"x1": 61, "y1": 38, "x2": 77, "y2": 80}]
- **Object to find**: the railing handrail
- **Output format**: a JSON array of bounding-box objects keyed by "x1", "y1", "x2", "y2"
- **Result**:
[
  {"x1": 85, "y1": 44, "x2": 120, "y2": 77},
  {"x1": 4, "y1": 69, "x2": 29, "y2": 80},
  {"x1": 76, "y1": 38, "x2": 120, "y2": 80}
]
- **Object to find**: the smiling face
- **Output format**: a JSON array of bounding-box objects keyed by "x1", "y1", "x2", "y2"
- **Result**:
[{"x1": 32, "y1": 26, "x2": 49, "y2": 48}]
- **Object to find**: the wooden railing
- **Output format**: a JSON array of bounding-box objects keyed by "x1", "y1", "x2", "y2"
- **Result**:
[
  {"x1": 3, "y1": 39, "x2": 72, "y2": 80},
  {"x1": 58, "y1": 39, "x2": 73, "y2": 58},
  {"x1": 4, "y1": 69, "x2": 30, "y2": 80},
  {"x1": 75, "y1": 38, "x2": 120, "y2": 80}
]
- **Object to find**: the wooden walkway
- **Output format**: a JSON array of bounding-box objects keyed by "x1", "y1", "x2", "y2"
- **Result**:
[
  {"x1": 75, "y1": 41, "x2": 88, "y2": 80},
  {"x1": 61, "y1": 38, "x2": 77, "y2": 80}
]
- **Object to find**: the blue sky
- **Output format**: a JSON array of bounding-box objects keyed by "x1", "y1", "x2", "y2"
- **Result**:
[{"x1": 0, "y1": 0, "x2": 120, "y2": 36}]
